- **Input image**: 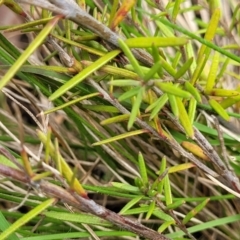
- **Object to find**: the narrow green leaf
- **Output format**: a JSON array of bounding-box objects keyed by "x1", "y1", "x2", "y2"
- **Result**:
[
  {"x1": 125, "y1": 37, "x2": 188, "y2": 48},
  {"x1": 151, "y1": 44, "x2": 163, "y2": 77},
  {"x1": 118, "y1": 38, "x2": 144, "y2": 78},
  {"x1": 176, "y1": 97, "x2": 194, "y2": 138},
  {"x1": 109, "y1": 80, "x2": 140, "y2": 87},
  {"x1": 205, "y1": 51, "x2": 220, "y2": 92},
  {"x1": 146, "y1": 93, "x2": 168, "y2": 113},
  {"x1": 111, "y1": 182, "x2": 140, "y2": 192},
  {"x1": 172, "y1": 51, "x2": 182, "y2": 69},
  {"x1": 3, "y1": 17, "x2": 54, "y2": 32},
  {"x1": 190, "y1": 53, "x2": 207, "y2": 85},
  {"x1": 0, "y1": 198, "x2": 56, "y2": 240},
  {"x1": 183, "y1": 198, "x2": 210, "y2": 224},
  {"x1": 169, "y1": 163, "x2": 195, "y2": 173},
  {"x1": 44, "y1": 93, "x2": 100, "y2": 114},
  {"x1": 37, "y1": 130, "x2": 87, "y2": 197},
  {"x1": 128, "y1": 87, "x2": 144, "y2": 129},
  {"x1": 166, "y1": 200, "x2": 185, "y2": 210},
  {"x1": 156, "y1": 18, "x2": 240, "y2": 63},
  {"x1": 83, "y1": 104, "x2": 119, "y2": 113},
  {"x1": 174, "y1": 57, "x2": 193, "y2": 80},
  {"x1": 100, "y1": 114, "x2": 130, "y2": 125},
  {"x1": 167, "y1": 214, "x2": 240, "y2": 238},
  {"x1": 119, "y1": 196, "x2": 143, "y2": 214},
  {"x1": 164, "y1": 174, "x2": 172, "y2": 206},
  {"x1": 0, "y1": 16, "x2": 62, "y2": 90},
  {"x1": 184, "y1": 81, "x2": 201, "y2": 103},
  {"x1": 0, "y1": 212, "x2": 19, "y2": 240},
  {"x1": 108, "y1": 0, "x2": 119, "y2": 27},
  {"x1": 138, "y1": 152, "x2": 148, "y2": 186},
  {"x1": 144, "y1": 61, "x2": 162, "y2": 81},
  {"x1": 146, "y1": 201, "x2": 156, "y2": 220},
  {"x1": 49, "y1": 49, "x2": 121, "y2": 100},
  {"x1": 220, "y1": 95, "x2": 240, "y2": 109},
  {"x1": 92, "y1": 129, "x2": 147, "y2": 146},
  {"x1": 188, "y1": 98, "x2": 197, "y2": 124},
  {"x1": 158, "y1": 220, "x2": 175, "y2": 233},
  {"x1": 217, "y1": 57, "x2": 230, "y2": 79},
  {"x1": 149, "y1": 94, "x2": 168, "y2": 120},
  {"x1": 125, "y1": 64, "x2": 158, "y2": 78},
  {"x1": 186, "y1": 42, "x2": 196, "y2": 75},
  {"x1": 168, "y1": 94, "x2": 179, "y2": 117},
  {"x1": 122, "y1": 206, "x2": 150, "y2": 215},
  {"x1": 118, "y1": 86, "x2": 141, "y2": 102},
  {"x1": 44, "y1": 211, "x2": 112, "y2": 226},
  {"x1": 197, "y1": 8, "x2": 221, "y2": 62},
  {"x1": 206, "y1": 89, "x2": 240, "y2": 97},
  {"x1": 152, "y1": 208, "x2": 175, "y2": 222},
  {"x1": 209, "y1": 99, "x2": 230, "y2": 121},
  {"x1": 172, "y1": 0, "x2": 181, "y2": 21},
  {"x1": 156, "y1": 83, "x2": 191, "y2": 99},
  {"x1": 160, "y1": 57, "x2": 176, "y2": 76}
]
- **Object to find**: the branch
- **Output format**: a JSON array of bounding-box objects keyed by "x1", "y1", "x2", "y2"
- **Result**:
[
  {"x1": 0, "y1": 163, "x2": 170, "y2": 240},
  {"x1": 16, "y1": 0, "x2": 153, "y2": 66}
]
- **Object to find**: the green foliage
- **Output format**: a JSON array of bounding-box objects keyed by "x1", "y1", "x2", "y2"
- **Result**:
[{"x1": 0, "y1": 0, "x2": 240, "y2": 239}]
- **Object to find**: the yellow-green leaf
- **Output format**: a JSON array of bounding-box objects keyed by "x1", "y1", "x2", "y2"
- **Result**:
[
  {"x1": 209, "y1": 99, "x2": 230, "y2": 121},
  {"x1": 49, "y1": 49, "x2": 121, "y2": 100},
  {"x1": 183, "y1": 198, "x2": 210, "y2": 224},
  {"x1": 92, "y1": 129, "x2": 147, "y2": 146},
  {"x1": 82, "y1": 104, "x2": 119, "y2": 113},
  {"x1": 109, "y1": 80, "x2": 140, "y2": 87},
  {"x1": 138, "y1": 152, "x2": 148, "y2": 186},
  {"x1": 144, "y1": 61, "x2": 162, "y2": 81},
  {"x1": 146, "y1": 201, "x2": 155, "y2": 220},
  {"x1": 37, "y1": 130, "x2": 87, "y2": 197},
  {"x1": 118, "y1": 86, "x2": 141, "y2": 102},
  {"x1": 188, "y1": 98, "x2": 197, "y2": 124},
  {"x1": 100, "y1": 114, "x2": 130, "y2": 125},
  {"x1": 0, "y1": 198, "x2": 56, "y2": 240},
  {"x1": 0, "y1": 16, "x2": 62, "y2": 90},
  {"x1": 206, "y1": 89, "x2": 240, "y2": 97},
  {"x1": 174, "y1": 57, "x2": 193, "y2": 80},
  {"x1": 205, "y1": 51, "x2": 220, "y2": 92},
  {"x1": 118, "y1": 39, "x2": 144, "y2": 78},
  {"x1": 164, "y1": 174, "x2": 172, "y2": 206},
  {"x1": 181, "y1": 142, "x2": 209, "y2": 161},
  {"x1": 168, "y1": 163, "x2": 195, "y2": 173},
  {"x1": 119, "y1": 195, "x2": 143, "y2": 215},
  {"x1": 156, "y1": 83, "x2": 191, "y2": 99},
  {"x1": 158, "y1": 221, "x2": 175, "y2": 233},
  {"x1": 149, "y1": 94, "x2": 168, "y2": 120},
  {"x1": 125, "y1": 37, "x2": 188, "y2": 48},
  {"x1": 197, "y1": 8, "x2": 221, "y2": 63},
  {"x1": 128, "y1": 87, "x2": 144, "y2": 129},
  {"x1": 44, "y1": 93, "x2": 100, "y2": 115},
  {"x1": 166, "y1": 200, "x2": 185, "y2": 210},
  {"x1": 184, "y1": 81, "x2": 202, "y2": 103},
  {"x1": 151, "y1": 44, "x2": 163, "y2": 77},
  {"x1": 176, "y1": 97, "x2": 194, "y2": 138},
  {"x1": 172, "y1": 0, "x2": 181, "y2": 21},
  {"x1": 168, "y1": 94, "x2": 179, "y2": 117}
]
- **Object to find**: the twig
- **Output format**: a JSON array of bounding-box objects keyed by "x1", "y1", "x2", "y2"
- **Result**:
[
  {"x1": 16, "y1": 0, "x2": 153, "y2": 66},
  {"x1": 88, "y1": 78, "x2": 218, "y2": 177},
  {"x1": 194, "y1": 127, "x2": 240, "y2": 193},
  {"x1": 0, "y1": 163, "x2": 170, "y2": 240},
  {"x1": 162, "y1": 108, "x2": 240, "y2": 195}
]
